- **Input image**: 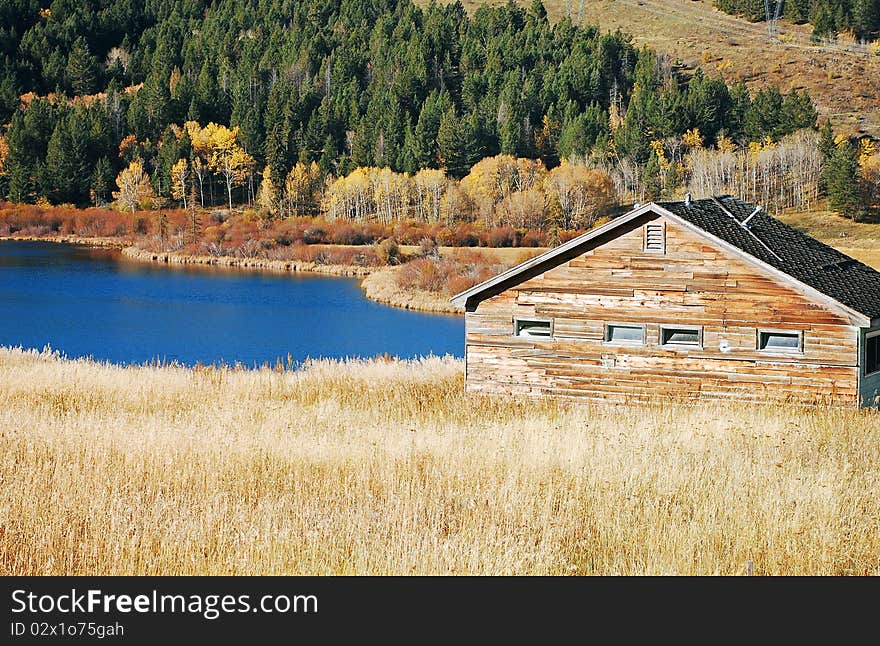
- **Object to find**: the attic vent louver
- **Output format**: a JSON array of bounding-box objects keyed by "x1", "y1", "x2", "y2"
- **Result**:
[{"x1": 644, "y1": 222, "x2": 665, "y2": 254}]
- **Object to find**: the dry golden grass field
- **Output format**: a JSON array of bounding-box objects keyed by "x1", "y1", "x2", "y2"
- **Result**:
[
  {"x1": 1, "y1": 347, "x2": 879, "y2": 575},
  {"x1": 432, "y1": 0, "x2": 880, "y2": 137}
]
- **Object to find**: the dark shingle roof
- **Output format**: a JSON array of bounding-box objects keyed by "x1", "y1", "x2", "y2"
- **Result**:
[{"x1": 657, "y1": 196, "x2": 880, "y2": 321}]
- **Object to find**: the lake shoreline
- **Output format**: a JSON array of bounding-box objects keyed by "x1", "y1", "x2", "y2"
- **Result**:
[
  {"x1": 1, "y1": 234, "x2": 464, "y2": 316},
  {"x1": 0, "y1": 233, "x2": 129, "y2": 248}
]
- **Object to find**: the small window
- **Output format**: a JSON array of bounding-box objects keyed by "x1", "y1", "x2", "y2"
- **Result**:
[
  {"x1": 660, "y1": 325, "x2": 702, "y2": 348},
  {"x1": 758, "y1": 330, "x2": 802, "y2": 353},
  {"x1": 866, "y1": 333, "x2": 880, "y2": 376},
  {"x1": 515, "y1": 319, "x2": 552, "y2": 338},
  {"x1": 605, "y1": 323, "x2": 645, "y2": 345},
  {"x1": 644, "y1": 222, "x2": 665, "y2": 254}
]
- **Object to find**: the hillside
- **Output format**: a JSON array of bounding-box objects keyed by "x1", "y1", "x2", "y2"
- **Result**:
[{"x1": 442, "y1": 0, "x2": 880, "y2": 138}]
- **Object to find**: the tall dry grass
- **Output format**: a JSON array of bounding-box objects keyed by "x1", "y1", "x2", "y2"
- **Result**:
[{"x1": 1, "y1": 347, "x2": 878, "y2": 575}]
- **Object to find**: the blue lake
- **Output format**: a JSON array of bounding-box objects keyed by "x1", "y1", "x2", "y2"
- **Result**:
[{"x1": 0, "y1": 241, "x2": 464, "y2": 366}]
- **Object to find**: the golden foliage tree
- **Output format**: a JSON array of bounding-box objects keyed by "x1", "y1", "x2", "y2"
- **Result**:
[
  {"x1": 284, "y1": 161, "x2": 323, "y2": 218},
  {"x1": 191, "y1": 156, "x2": 208, "y2": 207},
  {"x1": 257, "y1": 165, "x2": 279, "y2": 216},
  {"x1": 112, "y1": 160, "x2": 155, "y2": 212},
  {"x1": 184, "y1": 121, "x2": 212, "y2": 207},
  {"x1": 460, "y1": 155, "x2": 547, "y2": 226},
  {"x1": 0, "y1": 135, "x2": 8, "y2": 177},
  {"x1": 413, "y1": 168, "x2": 447, "y2": 222},
  {"x1": 545, "y1": 163, "x2": 616, "y2": 230},
  {"x1": 860, "y1": 152, "x2": 880, "y2": 213},
  {"x1": 682, "y1": 128, "x2": 704, "y2": 150},
  {"x1": 170, "y1": 158, "x2": 189, "y2": 209},
  {"x1": 117, "y1": 134, "x2": 138, "y2": 162},
  {"x1": 203, "y1": 123, "x2": 254, "y2": 210}
]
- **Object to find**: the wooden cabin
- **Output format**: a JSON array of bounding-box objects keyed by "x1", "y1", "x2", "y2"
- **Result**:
[{"x1": 451, "y1": 196, "x2": 880, "y2": 407}]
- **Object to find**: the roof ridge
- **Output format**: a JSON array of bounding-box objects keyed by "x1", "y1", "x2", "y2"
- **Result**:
[
  {"x1": 664, "y1": 196, "x2": 880, "y2": 322},
  {"x1": 453, "y1": 197, "x2": 880, "y2": 323}
]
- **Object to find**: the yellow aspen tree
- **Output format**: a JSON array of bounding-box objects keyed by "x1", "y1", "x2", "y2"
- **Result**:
[
  {"x1": 413, "y1": 168, "x2": 446, "y2": 222},
  {"x1": 460, "y1": 156, "x2": 502, "y2": 223},
  {"x1": 372, "y1": 167, "x2": 407, "y2": 223},
  {"x1": 112, "y1": 160, "x2": 155, "y2": 212},
  {"x1": 716, "y1": 134, "x2": 737, "y2": 154},
  {"x1": 183, "y1": 122, "x2": 213, "y2": 207},
  {"x1": 513, "y1": 157, "x2": 547, "y2": 192},
  {"x1": 345, "y1": 167, "x2": 372, "y2": 221},
  {"x1": 170, "y1": 158, "x2": 189, "y2": 209},
  {"x1": 208, "y1": 127, "x2": 254, "y2": 210},
  {"x1": 258, "y1": 165, "x2": 279, "y2": 216},
  {"x1": 284, "y1": 162, "x2": 312, "y2": 217},
  {"x1": 184, "y1": 121, "x2": 212, "y2": 158},
  {"x1": 322, "y1": 173, "x2": 346, "y2": 220},
  {"x1": 860, "y1": 153, "x2": 880, "y2": 209},
  {"x1": 0, "y1": 134, "x2": 8, "y2": 178},
  {"x1": 191, "y1": 156, "x2": 208, "y2": 207},
  {"x1": 546, "y1": 162, "x2": 615, "y2": 229},
  {"x1": 205, "y1": 124, "x2": 238, "y2": 209},
  {"x1": 683, "y1": 128, "x2": 704, "y2": 149}
]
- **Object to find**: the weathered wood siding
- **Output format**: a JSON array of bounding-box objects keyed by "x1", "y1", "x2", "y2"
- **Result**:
[{"x1": 466, "y1": 214, "x2": 861, "y2": 406}]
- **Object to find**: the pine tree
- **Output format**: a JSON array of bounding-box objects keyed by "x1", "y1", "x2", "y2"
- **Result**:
[
  {"x1": 812, "y1": 4, "x2": 836, "y2": 40},
  {"x1": 0, "y1": 67, "x2": 18, "y2": 125},
  {"x1": 154, "y1": 126, "x2": 183, "y2": 197},
  {"x1": 350, "y1": 120, "x2": 373, "y2": 168},
  {"x1": 824, "y1": 140, "x2": 863, "y2": 220},
  {"x1": 398, "y1": 122, "x2": 420, "y2": 174},
  {"x1": 65, "y1": 37, "x2": 99, "y2": 96},
  {"x1": 318, "y1": 134, "x2": 337, "y2": 174},
  {"x1": 45, "y1": 108, "x2": 90, "y2": 204},
  {"x1": 5, "y1": 97, "x2": 55, "y2": 202},
  {"x1": 818, "y1": 121, "x2": 836, "y2": 160},
  {"x1": 852, "y1": 0, "x2": 880, "y2": 38},
  {"x1": 782, "y1": 91, "x2": 817, "y2": 132},
  {"x1": 726, "y1": 81, "x2": 751, "y2": 142},
  {"x1": 413, "y1": 90, "x2": 451, "y2": 169},
  {"x1": 643, "y1": 153, "x2": 662, "y2": 201},
  {"x1": 90, "y1": 157, "x2": 114, "y2": 206},
  {"x1": 743, "y1": 87, "x2": 785, "y2": 141},
  {"x1": 437, "y1": 108, "x2": 469, "y2": 179}
]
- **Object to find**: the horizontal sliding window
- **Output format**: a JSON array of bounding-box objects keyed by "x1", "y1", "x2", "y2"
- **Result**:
[
  {"x1": 758, "y1": 330, "x2": 802, "y2": 353},
  {"x1": 866, "y1": 332, "x2": 880, "y2": 376},
  {"x1": 515, "y1": 319, "x2": 552, "y2": 338},
  {"x1": 605, "y1": 323, "x2": 645, "y2": 345},
  {"x1": 660, "y1": 325, "x2": 702, "y2": 348}
]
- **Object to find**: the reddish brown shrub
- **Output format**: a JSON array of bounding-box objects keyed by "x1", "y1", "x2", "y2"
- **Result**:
[
  {"x1": 449, "y1": 223, "x2": 480, "y2": 247},
  {"x1": 520, "y1": 229, "x2": 548, "y2": 246}
]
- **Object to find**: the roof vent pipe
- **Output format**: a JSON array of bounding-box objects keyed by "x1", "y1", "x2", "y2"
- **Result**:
[
  {"x1": 684, "y1": 193, "x2": 692, "y2": 207},
  {"x1": 741, "y1": 205, "x2": 763, "y2": 228}
]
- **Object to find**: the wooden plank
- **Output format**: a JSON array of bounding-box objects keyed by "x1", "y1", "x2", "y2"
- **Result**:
[{"x1": 468, "y1": 216, "x2": 862, "y2": 407}]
